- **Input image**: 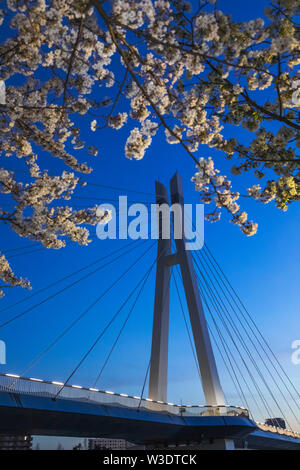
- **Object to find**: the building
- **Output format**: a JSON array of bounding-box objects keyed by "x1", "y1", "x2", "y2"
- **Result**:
[
  {"x1": 88, "y1": 438, "x2": 144, "y2": 450},
  {"x1": 265, "y1": 418, "x2": 286, "y2": 429},
  {"x1": 0, "y1": 435, "x2": 33, "y2": 450},
  {"x1": 88, "y1": 438, "x2": 126, "y2": 450}
]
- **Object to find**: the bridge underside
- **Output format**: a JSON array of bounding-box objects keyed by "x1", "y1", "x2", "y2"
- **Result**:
[
  {"x1": 1, "y1": 391, "x2": 300, "y2": 449},
  {"x1": 0, "y1": 391, "x2": 255, "y2": 445},
  {"x1": 241, "y1": 430, "x2": 300, "y2": 450}
]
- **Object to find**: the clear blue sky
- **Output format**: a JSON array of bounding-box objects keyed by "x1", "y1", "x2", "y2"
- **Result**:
[{"x1": 0, "y1": 0, "x2": 300, "y2": 449}]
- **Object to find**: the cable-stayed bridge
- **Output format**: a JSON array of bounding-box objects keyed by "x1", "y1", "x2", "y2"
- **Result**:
[{"x1": 0, "y1": 173, "x2": 300, "y2": 450}]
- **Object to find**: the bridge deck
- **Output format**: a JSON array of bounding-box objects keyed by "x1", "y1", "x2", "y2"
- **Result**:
[
  {"x1": 0, "y1": 389, "x2": 256, "y2": 444},
  {"x1": 1, "y1": 374, "x2": 300, "y2": 448}
]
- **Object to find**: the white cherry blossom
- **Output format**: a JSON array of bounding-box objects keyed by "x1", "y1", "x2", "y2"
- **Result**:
[{"x1": 1, "y1": 0, "x2": 300, "y2": 293}]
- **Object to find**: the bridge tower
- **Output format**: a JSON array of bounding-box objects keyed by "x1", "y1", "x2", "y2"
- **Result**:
[{"x1": 148, "y1": 173, "x2": 227, "y2": 410}]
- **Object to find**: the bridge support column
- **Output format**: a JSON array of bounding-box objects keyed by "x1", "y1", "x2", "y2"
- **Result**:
[
  {"x1": 170, "y1": 173, "x2": 225, "y2": 407},
  {"x1": 148, "y1": 182, "x2": 171, "y2": 403},
  {"x1": 148, "y1": 174, "x2": 234, "y2": 448}
]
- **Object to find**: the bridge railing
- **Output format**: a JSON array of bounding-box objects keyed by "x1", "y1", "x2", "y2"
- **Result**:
[
  {"x1": 256, "y1": 422, "x2": 300, "y2": 440},
  {"x1": 0, "y1": 373, "x2": 248, "y2": 418}
]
